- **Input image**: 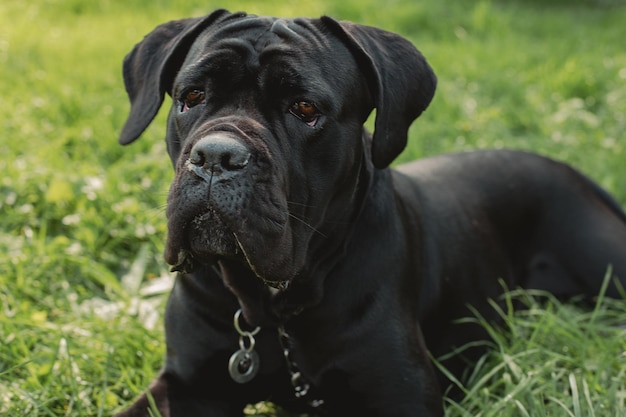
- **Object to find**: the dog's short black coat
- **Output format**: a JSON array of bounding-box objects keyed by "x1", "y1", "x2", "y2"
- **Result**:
[{"x1": 115, "y1": 9, "x2": 626, "y2": 417}]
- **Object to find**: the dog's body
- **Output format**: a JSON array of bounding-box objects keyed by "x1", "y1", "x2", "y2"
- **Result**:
[{"x1": 115, "y1": 10, "x2": 626, "y2": 417}]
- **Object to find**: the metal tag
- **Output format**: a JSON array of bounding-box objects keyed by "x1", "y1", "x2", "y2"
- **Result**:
[{"x1": 228, "y1": 349, "x2": 260, "y2": 383}]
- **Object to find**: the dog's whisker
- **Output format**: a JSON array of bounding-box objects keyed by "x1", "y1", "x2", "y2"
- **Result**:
[
  {"x1": 288, "y1": 212, "x2": 327, "y2": 238},
  {"x1": 287, "y1": 200, "x2": 315, "y2": 209},
  {"x1": 155, "y1": 203, "x2": 168, "y2": 213}
]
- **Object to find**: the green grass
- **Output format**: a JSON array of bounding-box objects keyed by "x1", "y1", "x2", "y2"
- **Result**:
[
  {"x1": 1, "y1": 0, "x2": 625, "y2": 415},
  {"x1": 438, "y1": 278, "x2": 626, "y2": 417}
]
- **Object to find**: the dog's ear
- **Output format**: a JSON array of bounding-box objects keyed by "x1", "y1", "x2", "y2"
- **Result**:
[
  {"x1": 321, "y1": 17, "x2": 437, "y2": 168},
  {"x1": 119, "y1": 9, "x2": 235, "y2": 145}
]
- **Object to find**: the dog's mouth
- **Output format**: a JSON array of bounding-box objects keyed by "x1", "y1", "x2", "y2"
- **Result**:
[
  {"x1": 168, "y1": 239, "x2": 291, "y2": 292},
  {"x1": 165, "y1": 208, "x2": 236, "y2": 265},
  {"x1": 170, "y1": 251, "x2": 290, "y2": 292},
  {"x1": 165, "y1": 207, "x2": 294, "y2": 291}
]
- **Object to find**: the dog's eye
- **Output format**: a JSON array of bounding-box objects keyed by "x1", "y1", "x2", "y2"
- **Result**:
[
  {"x1": 289, "y1": 101, "x2": 320, "y2": 126},
  {"x1": 181, "y1": 89, "x2": 206, "y2": 113}
]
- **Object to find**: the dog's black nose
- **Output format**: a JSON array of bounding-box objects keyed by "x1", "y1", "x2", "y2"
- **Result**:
[{"x1": 188, "y1": 135, "x2": 251, "y2": 174}]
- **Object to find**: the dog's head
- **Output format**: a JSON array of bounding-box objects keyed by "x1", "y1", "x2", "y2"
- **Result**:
[{"x1": 119, "y1": 10, "x2": 436, "y2": 293}]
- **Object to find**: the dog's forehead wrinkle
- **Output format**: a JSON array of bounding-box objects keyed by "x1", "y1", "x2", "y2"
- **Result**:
[
  {"x1": 217, "y1": 13, "x2": 276, "y2": 37},
  {"x1": 179, "y1": 17, "x2": 342, "y2": 100},
  {"x1": 209, "y1": 15, "x2": 278, "y2": 51},
  {"x1": 273, "y1": 18, "x2": 331, "y2": 49},
  {"x1": 176, "y1": 50, "x2": 241, "y2": 93},
  {"x1": 212, "y1": 16, "x2": 332, "y2": 62},
  {"x1": 268, "y1": 18, "x2": 308, "y2": 43}
]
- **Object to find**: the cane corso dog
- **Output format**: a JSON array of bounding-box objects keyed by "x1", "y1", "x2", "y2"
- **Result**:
[{"x1": 115, "y1": 9, "x2": 626, "y2": 417}]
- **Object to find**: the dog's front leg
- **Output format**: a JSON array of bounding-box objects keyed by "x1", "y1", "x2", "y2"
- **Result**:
[
  {"x1": 115, "y1": 267, "x2": 254, "y2": 417},
  {"x1": 115, "y1": 370, "x2": 246, "y2": 417}
]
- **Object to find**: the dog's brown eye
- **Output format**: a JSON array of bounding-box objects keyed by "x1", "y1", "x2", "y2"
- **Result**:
[
  {"x1": 181, "y1": 89, "x2": 206, "y2": 112},
  {"x1": 289, "y1": 101, "x2": 320, "y2": 126}
]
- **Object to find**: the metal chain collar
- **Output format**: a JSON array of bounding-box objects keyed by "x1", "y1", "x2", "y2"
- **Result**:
[
  {"x1": 228, "y1": 309, "x2": 324, "y2": 408},
  {"x1": 278, "y1": 325, "x2": 325, "y2": 408}
]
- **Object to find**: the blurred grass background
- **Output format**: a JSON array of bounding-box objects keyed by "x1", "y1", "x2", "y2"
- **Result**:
[{"x1": 0, "y1": 0, "x2": 625, "y2": 416}]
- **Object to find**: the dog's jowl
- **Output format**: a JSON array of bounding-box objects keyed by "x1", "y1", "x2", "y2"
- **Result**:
[{"x1": 115, "y1": 10, "x2": 626, "y2": 417}]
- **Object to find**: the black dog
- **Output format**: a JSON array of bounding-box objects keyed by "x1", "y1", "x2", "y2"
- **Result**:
[{"x1": 115, "y1": 10, "x2": 626, "y2": 417}]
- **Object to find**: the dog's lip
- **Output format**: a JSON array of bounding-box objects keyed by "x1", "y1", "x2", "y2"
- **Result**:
[
  {"x1": 168, "y1": 243, "x2": 291, "y2": 291},
  {"x1": 261, "y1": 277, "x2": 290, "y2": 291},
  {"x1": 167, "y1": 242, "x2": 240, "y2": 272},
  {"x1": 232, "y1": 231, "x2": 291, "y2": 290},
  {"x1": 168, "y1": 248, "x2": 201, "y2": 273}
]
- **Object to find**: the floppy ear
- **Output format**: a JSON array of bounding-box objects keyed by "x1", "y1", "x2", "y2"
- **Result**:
[
  {"x1": 119, "y1": 9, "x2": 235, "y2": 145},
  {"x1": 321, "y1": 17, "x2": 437, "y2": 168}
]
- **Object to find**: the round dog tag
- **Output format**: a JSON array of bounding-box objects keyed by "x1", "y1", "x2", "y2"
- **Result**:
[{"x1": 228, "y1": 349, "x2": 260, "y2": 383}]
